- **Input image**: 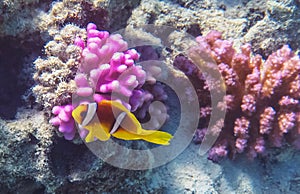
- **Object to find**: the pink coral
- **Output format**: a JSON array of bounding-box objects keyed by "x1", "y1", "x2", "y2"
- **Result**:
[
  {"x1": 50, "y1": 23, "x2": 168, "y2": 140},
  {"x1": 50, "y1": 105, "x2": 75, "y2": 140},
  {"x1": 74, "y1": 23, "x2": 147, "y2": 111},
  {"x1": 186, "y1": 31, "x2": 300, "y2": 162}
]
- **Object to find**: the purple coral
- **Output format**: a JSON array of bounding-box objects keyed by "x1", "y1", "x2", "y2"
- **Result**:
[
  {"x1": 182, "y1": 31, "x2": 300, "y2": 162},
  {"x1": 50, "y1": 105, "x2": 75, "y2": 140},
  {"x1": 76, "y1": 23, "x2": 127, "y2": 73}
]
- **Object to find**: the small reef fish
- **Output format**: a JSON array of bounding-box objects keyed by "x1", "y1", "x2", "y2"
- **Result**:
[{"x1": 72, "y1": 100, "x2": 173, "y2": 145}]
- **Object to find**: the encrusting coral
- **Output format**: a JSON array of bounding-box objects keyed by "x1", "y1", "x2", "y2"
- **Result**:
[
  {"x1": 175, "y1": 30, "x2": 300, "y2": 162},
  {"x1": 33, "y1": 25, "x2": 85, "y2": 109}
]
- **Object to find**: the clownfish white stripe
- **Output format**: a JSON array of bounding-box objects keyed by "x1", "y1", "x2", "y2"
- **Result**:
[
  {"x1": 110, "y1": 112, "x2": 127, "y2": 134},
  {"x1": 81, "y1": 102, "x2": 97, "y2": 127}
]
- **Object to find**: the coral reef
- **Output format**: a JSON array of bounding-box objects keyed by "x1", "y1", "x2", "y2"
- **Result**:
[
  {"x1": 0, "y1": 0, "x2": 47, "y2": 38},
  {"x1": 0, "y1": 109, "x2": 56, "y2": 193},
  {"x1": 176, "y1": 30, "x2": 300, "y2": 162},
  {"x1": 37, "y1": 0, "x2": 108, "y2": 37},
  {"x1": 33, "y1": 24, "x2": 145, "y2": 139},
  {"x1": 2, "y1": 0, "x2": 300, "y2": 193},
  {"x1": 37, "y1": 0, "x2": 141, "y2": 38},
  {"x1": 35, "y1": 22, "x2": 168, "y2": 140},
  {"x1": 33, "y1": 24, "x2": 84, "y2": 109},
  {"x1": 128, "y1": 0, "x2": 300, "y2": 58},
  {"x1": 0, "y1": 0, "x2": 140, "y2": 45},
  {"x1": 32, "y1": 24, "x2": 86, "y2": 140},
  {"x1": 0, "y1": 109, "x2": 153, "y2": 193},
  {"x1": 244, "y1": 0, "x2": 300, "y2": 56}
]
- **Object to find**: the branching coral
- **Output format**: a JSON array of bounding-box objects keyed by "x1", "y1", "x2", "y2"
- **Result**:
[
  {"x1": 176, "y1": 30, "x2": 300, "y2": 162},
  {"x1": 73, "y1": 23, "x2": 147, "y2": 110}
]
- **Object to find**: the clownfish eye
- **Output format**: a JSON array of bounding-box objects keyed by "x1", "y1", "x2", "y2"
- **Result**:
[
  {"x1": 79, "y1": 105, "x2": 88, "y2": 119},
  {"x1": 80, "y1": 111, "x2": 87, "y2": 119}
]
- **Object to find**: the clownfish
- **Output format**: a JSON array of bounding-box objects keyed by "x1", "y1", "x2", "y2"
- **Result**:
[{"x1": 72, "y1": 100, "x2": 173, "y2": 145}]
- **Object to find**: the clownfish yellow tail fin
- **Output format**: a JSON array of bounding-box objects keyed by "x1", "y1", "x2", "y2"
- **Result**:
[
  {"x1": 112, "y1": 128, "x2": 173, "y2": 145},
  {"x1": 139, "y1": 130, "x2": 173, "y2": 145}
]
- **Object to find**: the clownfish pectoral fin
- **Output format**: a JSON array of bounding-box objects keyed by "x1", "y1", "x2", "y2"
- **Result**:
[
  {"x1": 112, "y1": 128, "x2": 173, "y2": 145},
  {"x1": 83, "y1": 120, "x2": 111, "y2": 142},
  {"x1": 85, "y1": 130, "x2": 96, "y2": 143}
]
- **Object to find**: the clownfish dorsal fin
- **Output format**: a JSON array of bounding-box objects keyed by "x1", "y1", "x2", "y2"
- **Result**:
[
  {"x1": 110, "y1": 111, "x2": 127, "y2": 134},
  {"x1": 81, "y1": 102, "x2": 97, "y2": 127}
]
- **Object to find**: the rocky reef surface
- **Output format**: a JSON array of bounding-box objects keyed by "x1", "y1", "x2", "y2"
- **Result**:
[{"x1": 0, "y1": 0, "x2": 299, "y2": 193}]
